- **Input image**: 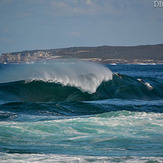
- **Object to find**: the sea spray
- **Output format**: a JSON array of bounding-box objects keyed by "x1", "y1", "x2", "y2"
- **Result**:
[
  {"x1": 0, "y1": 64, "x2": 163, "y2": 162},
  {"x1": 0, "y1": 60, "x2": 112, "y2": 93},
  {"x1": 0, "y1": 74, "x2": 163, "y2": 103}
]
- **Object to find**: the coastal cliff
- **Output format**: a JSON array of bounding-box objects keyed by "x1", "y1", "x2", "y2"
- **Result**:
[{"x1": 0, "y1": 44, "x2": 163, "y2": 64}]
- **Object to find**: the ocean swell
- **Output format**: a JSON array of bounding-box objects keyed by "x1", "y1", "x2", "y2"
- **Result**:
[
  {"x1": 0, "y1": 60, "x2": 112, "y2": 94},
  {"x1": 0, "y1": 74, "x2": 163, "y2": 103},
  {"x1": 0, "y1": 61, "x2": 163, "y2": 103}
]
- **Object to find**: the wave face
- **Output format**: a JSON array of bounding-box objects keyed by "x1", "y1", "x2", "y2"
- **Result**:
[
  {"x1": 0, "y1": 62, "x2": 163, "y2": 162},
  {"x1": 0, "y1": 60, "x2": 112, "y2": 94},
  {"x1": 0, "y1": 73, "x2": 162, "y2": 103}
]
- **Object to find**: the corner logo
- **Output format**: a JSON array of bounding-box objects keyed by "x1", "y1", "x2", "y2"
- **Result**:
[{"x1": 153, "y1": 1, "x2": 163, "y2": 7}]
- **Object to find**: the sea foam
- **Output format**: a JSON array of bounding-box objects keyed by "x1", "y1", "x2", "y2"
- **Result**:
[{"x1": 0, "y1": 60, "x2": 112, "y2": 93}]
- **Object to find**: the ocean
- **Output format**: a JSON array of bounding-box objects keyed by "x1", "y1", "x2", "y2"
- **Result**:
[{"x1": 0, "y1": 60, "x2": 163, "y2": 163}]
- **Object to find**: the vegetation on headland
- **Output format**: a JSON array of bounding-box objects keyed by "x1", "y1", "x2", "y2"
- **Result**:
[{"x1": 0, "y1": 44, "x2": 163, "y2": 64}]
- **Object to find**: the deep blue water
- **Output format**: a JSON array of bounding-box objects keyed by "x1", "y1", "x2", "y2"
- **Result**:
[{"x1": 0, "y1": 61, "x2": 163, "y2": 162}]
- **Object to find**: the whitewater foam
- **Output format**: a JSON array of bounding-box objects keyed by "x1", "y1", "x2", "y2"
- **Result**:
[
  {"x1": 1, "y1": 153, "x2": 163, "y2": 163},
  {"x1": 0, "y1": 60, "x2": 112, "y2": 94}
]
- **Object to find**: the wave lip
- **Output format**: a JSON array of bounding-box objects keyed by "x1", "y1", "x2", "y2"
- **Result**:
[
  {"x1": 0, "y1": 60, "x2": 112, "y2": 94},
  {"x1": 0, "y1": 61, "x2": 163, "y2": 103},
  {"x1": 0, "y1": 74, "x2": 163, "y2": 103}
]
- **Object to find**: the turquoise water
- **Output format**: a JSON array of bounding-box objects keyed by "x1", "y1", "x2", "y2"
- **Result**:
[{"x1": 0, "y1": 61, "x2": 163, "y2": 162}]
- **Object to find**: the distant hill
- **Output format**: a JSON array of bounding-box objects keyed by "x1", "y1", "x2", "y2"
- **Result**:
[{"x1": 0, "y1": 44, "x2": 163, "y2": 64}]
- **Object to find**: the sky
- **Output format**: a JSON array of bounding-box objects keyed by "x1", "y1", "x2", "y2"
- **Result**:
[{"x1": 0, "y1": 0, "x2": 163, "y2": 54}]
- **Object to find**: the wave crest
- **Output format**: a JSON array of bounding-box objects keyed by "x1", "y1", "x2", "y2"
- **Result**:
[
  {"x1": 0, "y1": 74, "x2": 163, "y2": 103},
  {"x1": 0, "y1": 60, "x2": 112, "y2": 93}
]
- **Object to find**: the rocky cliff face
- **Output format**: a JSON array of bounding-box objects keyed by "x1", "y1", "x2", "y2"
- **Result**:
[{"x1": 0, "y1": 51, "x2": 53, "y2": 63}]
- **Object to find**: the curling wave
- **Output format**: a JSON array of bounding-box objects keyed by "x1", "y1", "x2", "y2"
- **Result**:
[
  {"x1": 0, "y1": 73, "x2": 163, "y2": 103},
  {"x1": 0, "y1": 60, "x2": 112, "y2": 94}
]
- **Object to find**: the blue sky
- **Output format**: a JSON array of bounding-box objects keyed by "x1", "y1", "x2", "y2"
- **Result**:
[{"x1": 0, "y1": 0, "x2": 163, "y2": 54}]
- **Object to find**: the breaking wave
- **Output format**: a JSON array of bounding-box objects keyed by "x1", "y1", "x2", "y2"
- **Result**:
[
  {"x1": 0, "y1": 60, "x2": 112, "y2": 94},
  {"x1": 0, "y1": 75, "x2": 163, "y2": 103}
]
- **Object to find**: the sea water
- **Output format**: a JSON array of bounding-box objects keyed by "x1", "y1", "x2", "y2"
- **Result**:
[{"x1": 0, "y1": 61, "x2": 163, "y2": 163}]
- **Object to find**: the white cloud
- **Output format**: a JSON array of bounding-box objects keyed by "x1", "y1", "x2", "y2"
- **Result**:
[
  {"x1": 44, "y1": 0, "x2": 162, "y2": 21},
  {"x1": 47, "y1": 0, "x2": 120, "y2": 17},
  {"x1": 2, "y1": 38, "x2": 13, "y2": 43},
  {"x1": 51, "y1": 1, "x2": 67, "y2": 7},
  {"x1": 69, "y1": 32, "x2": 80, "y2": 37},
  {"x1": 86, "y1": 0, "x2": 92, "y2": 5},
  {"x1": 1, "y1": 0, "x2": 162, "y2": 23}
]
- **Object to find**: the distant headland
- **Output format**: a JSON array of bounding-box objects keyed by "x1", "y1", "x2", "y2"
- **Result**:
[{"x1": 0, "y1": 44, "x2": 163, "y2": 64}]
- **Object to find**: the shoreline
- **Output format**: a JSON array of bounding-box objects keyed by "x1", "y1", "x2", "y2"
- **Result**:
[
  {"x1": 80, "y1": 58, "x2": 163, "y2": 65},
  {"x1": 1, "y1": 58, "x2": 163, "y2": 65},
  {"x1": 1, "y1": 44, "x2": 163, "y2": 64}
]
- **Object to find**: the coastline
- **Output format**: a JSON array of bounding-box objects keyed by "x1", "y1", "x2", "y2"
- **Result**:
[
  {"x1": 1, "y1": 44, "x2": 163, "y2": 65},
  {"x1": 1, "y1": 58, "x2": 163, "y2": 65},
  {"x1": 80, "y1": 58, "x2": 163, "y2": 65}
]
